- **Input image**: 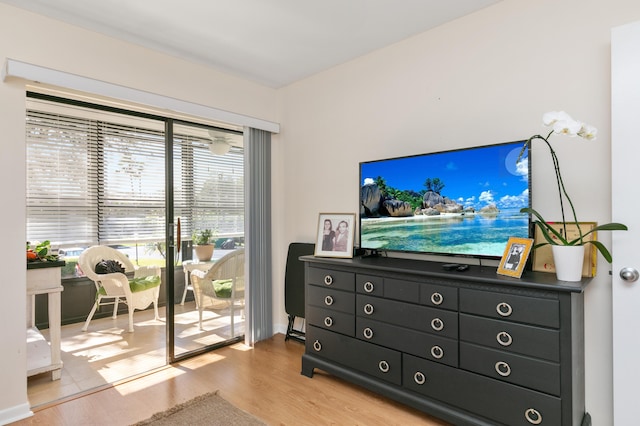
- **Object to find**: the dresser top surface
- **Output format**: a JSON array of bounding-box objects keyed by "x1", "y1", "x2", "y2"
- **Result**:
[{"x1": 301, "y1": 255, "x2": 591, "y2": 293}]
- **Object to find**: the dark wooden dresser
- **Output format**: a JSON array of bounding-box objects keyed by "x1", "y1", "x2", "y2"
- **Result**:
[{"x1": 300, "y1": 255, "x2": 591, "y2": 426}]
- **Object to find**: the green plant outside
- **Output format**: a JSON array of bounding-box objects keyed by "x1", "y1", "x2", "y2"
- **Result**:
[
  {"x1": 192, "y1": 229, "x2": 215, "y2": 245},
  {"x1": 61, "y1": 260, "x2": 78, "y2": 277}
]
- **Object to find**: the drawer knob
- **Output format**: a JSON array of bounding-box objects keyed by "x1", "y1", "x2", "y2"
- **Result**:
[
  {"x1": 524, "y1": 408, "x2": 543, "y2": 425},
  {"x1": 430, "y1": 292, "x2": 443, "y2": 305},
  {"x1": 378, "y1": 360, "x2": 390, "y2": 373},
  {"x1": 496, "y1": 302, "x2": 513, "y2": 317},
  {"x1": 497, "y1": 331, "x2": 513, "y2": 347},
  {"x1": 313, "y1": 340, "x2": 322, "y2": 352},
  {"x1": 363, "y1": 327, "x2": 374, "y2": 339},
  {"x1": 431, "y1": 318, "x2": 444, "y2": 332},
  {"x1": 324, "y1": 295, "x2": 334, "y2": 306},
  {"x1": 414, "y1": 371, "x2": 426, "y2": 385},
  {"x1": 324, "y1": 316, "x2": 333, "y2": 327},
  {"x1": 430, "y1": 345, "x2": 444, "y2": 359},
  {"x1": 324, "y1": 275, "x2": 333, "y2": 285},
  {"x1": 495, "y1": 361, "x2": 511, "y2": 377},
  {"x1": 364, "y1": 281, "x2": 375, "y2": 293},
  {"x1": 363, "y1": 303, "x2": 374, "y2": 315}
]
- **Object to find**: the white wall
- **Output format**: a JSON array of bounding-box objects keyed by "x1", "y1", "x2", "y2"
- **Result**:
[
  {"x1": 274, "y1": 1, "x2": 640, "y2": 424},
  {"x1": 0, "y1": 4, "x2": 277, "y2": 423}
]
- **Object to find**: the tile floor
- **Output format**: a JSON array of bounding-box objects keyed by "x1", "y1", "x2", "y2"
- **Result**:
[{"x1": 27, "y1": 301, "x2": 244, "y2": 408}]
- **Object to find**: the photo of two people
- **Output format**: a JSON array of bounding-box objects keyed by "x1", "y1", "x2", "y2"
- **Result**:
[{"x1": 315, "y1": 213, "x2": 355, "y2": 258}]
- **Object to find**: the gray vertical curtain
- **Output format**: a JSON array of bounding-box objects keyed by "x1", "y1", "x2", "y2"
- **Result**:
[{"x1": 244, "y1": 127, "x2": 272, "y2": 345}]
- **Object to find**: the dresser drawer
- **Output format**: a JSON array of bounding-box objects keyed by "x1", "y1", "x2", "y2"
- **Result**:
[
  {"x1": 460, "y1": 314, "x2": 560, "y2": 362},
  {"x1": 357, "y1": 294, "x2": 458, "y2": 339},
  {"x1": 308, "y1": 267, "x2": 354, "y2": 291},
  {"x1": 383, "y1": 278, "x2": 420, "y2": 302},
  {"x1": 460, "y1": 342, "x2": 560, "y2": 396},
  {"x1": 356, "y1": 317, "x2": 458, "y2": 367},
  {"x1": 307, "y1": 305, "x2": 354, "y2": 336},
  {"x1": 459, "y1": 288, "x2": 559, "y2": 328},
  {"x1": 359, "y1": 276, "x2": 459, "y2": 310},
  {"x1": 356, "y1": 274, "x2": 384, "y2": 296},
  {"x1": 307, "y1": 285, "x2": 355, "y2": 314},
  {"x1": 419, "y1": 282, "x2": 458, "y2": 311},
  {"x1": 403, "y1": 353, "x2": 561, "y2": 426},
  {"x1": 306, "y1": 325, "x2": 401, "y2": 385}
]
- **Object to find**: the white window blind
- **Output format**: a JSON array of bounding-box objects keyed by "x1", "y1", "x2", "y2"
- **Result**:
[
  {"x1": 173, "y1": 134, "x2": 244, "y2": 240},
  {"x1": 99, "y1": 121, "x2": 166, "y2": 244},
  {"x1": 26, "y1": 99, "x2": 244, "y2": 249},
  {"x1": 26, "y1": 110, "x2": 99, "y2": 247}
]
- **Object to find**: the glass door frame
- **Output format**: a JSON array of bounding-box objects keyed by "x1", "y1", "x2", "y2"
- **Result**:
[
  {"x1": 165, "y1": 119, "x2": 245, "y2": 364},
  {"x1": 165, "y1": 119, "x2": 177, "y2": 363}
]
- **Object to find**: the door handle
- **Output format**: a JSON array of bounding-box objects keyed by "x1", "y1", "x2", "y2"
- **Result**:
[{"x1": 619, "y1": 267, "x2": 639, "y2": 282}]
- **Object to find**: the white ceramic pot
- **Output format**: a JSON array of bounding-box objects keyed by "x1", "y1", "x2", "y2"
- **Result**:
[{"x1": 551, "y1": 245, "x2": 585, "y2": 282}]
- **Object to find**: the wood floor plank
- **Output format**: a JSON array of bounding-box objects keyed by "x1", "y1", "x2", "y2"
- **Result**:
[{"x1": 14, "y1": 334, "x2": 450, "y2": 425}]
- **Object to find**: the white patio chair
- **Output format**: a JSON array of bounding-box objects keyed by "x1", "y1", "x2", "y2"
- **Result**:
[
  {"x1": 190, "y1": 248, "x2": 245, "y2": 334},
  {"x1": 78, "y1": 246, "x2": 161, "y2": 332}
]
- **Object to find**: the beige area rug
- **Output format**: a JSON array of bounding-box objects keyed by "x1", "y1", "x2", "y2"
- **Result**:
[{"x1": 131, "y1": 390, "x2": 267, "y2": 426}]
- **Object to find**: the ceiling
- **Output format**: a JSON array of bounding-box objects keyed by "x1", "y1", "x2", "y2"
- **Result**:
[{"x1": 2, "y1": 0, "x2": 500, "y2": 88}]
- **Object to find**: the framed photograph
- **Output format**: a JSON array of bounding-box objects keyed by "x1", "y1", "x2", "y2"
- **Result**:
[
  {"x1": 497, "y1": 237, "x2": 534, "y2": 278},
  {"x1": 314, "y1": 213, "x2": 356, "y2": 258},
  {"x1": 532, "y1": 222, "x2": 597, "y2": 277}
]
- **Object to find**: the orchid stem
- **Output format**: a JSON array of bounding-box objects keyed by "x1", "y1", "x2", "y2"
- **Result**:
[{"x1": 531, "y1": 132, "x2": 584, "y2": 244}]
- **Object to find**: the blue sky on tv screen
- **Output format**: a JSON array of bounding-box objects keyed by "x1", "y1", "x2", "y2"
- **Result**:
[{"x1": 360, "y1": 141, "x2": 529, "y2": 211}]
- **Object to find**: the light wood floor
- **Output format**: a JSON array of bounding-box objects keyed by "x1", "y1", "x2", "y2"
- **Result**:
[
  {"x1": 26, "y1": 301, "x2": 244, "y2": 407},
  {"x1": 15, "y1": 334, "x2": 451, "y2": 425}
]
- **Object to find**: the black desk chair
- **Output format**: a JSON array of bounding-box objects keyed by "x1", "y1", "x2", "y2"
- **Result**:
[{"x1": 284, "y1": 242, "x2": 314, "y2": 342}]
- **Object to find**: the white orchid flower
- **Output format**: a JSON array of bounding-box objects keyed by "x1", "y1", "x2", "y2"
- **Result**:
[
  {"x1": 552, "y1": 118, "x2": 582, "y2": 136},
  {"x1": 542, "y1": 111, "x2": 573, "y2": 126},
  {"x1": 543, "y1": 111, "x2": 596, "y2": 140},
  {"x1": 578, "y1": 124, "x2": 598, "y2": 140}
]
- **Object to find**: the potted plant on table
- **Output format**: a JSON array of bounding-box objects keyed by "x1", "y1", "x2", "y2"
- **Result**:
[
  {"x1": 517, "y1": 111, "x2": 627, "y2": 281},
  {"x1": 26, "y1": 240, "x2": 59, "y2": 262},
  {"x1": 192, "y1": 229, "x2": 216, "y2": 261}
]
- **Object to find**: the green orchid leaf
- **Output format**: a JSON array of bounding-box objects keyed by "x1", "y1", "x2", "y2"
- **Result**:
[
  {"x1": 569, "y1": 223, "x2": 628, "y2": 245},
  {"x1": 593, "y1": 223, "x2": 628, "y2": 231},
  {"x1": 521, "y1": 208, "x2": 569, "y2": 245},
  {"x1": 521, "y1": 207, "x2": 626, "y2": 263},
  {"x1": 535, "y1": 221, "x2": 571, "y2": 244},
  {"x1": 535, "y1": 223, "x2": 566, "y2": 245},
  {"x1": 584, "y1": 240, "x2": 614, "y2": 263}
]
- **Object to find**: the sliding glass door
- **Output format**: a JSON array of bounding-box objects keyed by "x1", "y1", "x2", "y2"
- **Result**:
[
  {"x1": 169, "y1": 121, "x2": 245, "y2": 359},
  {"x1": 26, "y1": 94, "x2": 246, "y2": 384}
]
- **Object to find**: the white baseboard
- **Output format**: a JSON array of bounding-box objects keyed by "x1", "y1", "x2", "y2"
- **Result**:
[
  {"x1": 273, "y1": 323, "x2": 287, "y2": 335},
  {"x1": 0, "y1": 402, "x2": 32, "y2": 425}
]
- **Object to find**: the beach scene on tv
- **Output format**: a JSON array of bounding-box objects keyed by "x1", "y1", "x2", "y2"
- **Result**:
[{"x1": 360, "y1": 142, "x2": 530, "y2": 258}]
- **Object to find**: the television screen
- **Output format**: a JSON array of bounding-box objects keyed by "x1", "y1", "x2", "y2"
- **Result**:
[{"x1": 359, "y1": 140, "x2": 531, "y2": 260}]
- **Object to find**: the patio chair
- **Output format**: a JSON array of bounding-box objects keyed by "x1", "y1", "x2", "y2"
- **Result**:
[
  {"x1": 190, "y1": 248, "x2": 245, "y2": 334},
  {"x1": 79, "y1": 245, "x2": 161, "y2": 332}
]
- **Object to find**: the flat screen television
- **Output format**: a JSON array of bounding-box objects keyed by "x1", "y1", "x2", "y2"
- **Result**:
[{"x1": 359, "y1": 140, "x2": 531, "y2": 260}]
